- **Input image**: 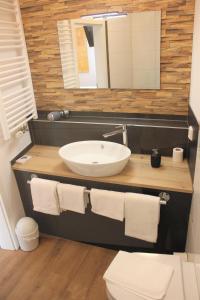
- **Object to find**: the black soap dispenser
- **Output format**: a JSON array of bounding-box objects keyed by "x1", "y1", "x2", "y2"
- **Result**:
[{"x1": 151, "y1": 149, "x2": 161, "y2": 168}]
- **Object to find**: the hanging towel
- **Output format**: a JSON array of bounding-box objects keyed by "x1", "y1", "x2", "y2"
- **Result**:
[
  {"x1": 125, "y1": 193, "x2": 160, "y2": 243},
  {"x1": 57, "y1": 183, "x2": 88, "y2": 214},
  {"x1": 103, "y1": 251, "x2": 174, "y2": 300},
  {"x1": 30, "y1": 178, "x2": 60, "y2": 215},
  {"x1": 90, "y1": 188, "x2": 124, "y2": 221}
]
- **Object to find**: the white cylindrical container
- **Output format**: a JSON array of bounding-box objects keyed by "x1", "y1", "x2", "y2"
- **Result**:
[
  {"x1": 173, "y1": 147, "x2": 184, "y2": 163},
  {"x1": 15, "y1": 217, "x2": 39, "y2": 251}
]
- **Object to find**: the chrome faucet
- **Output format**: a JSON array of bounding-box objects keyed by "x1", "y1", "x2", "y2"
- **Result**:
[{"x1": 103, "y1": 124, "x2": 128, "y2": 147}]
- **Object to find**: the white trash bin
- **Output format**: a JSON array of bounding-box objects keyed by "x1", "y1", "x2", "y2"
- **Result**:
[{"x1": 15, "y1": 217, "x2": 39, "y2": 251}]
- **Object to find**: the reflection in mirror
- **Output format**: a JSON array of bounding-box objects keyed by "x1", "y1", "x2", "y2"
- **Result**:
[{"x1": 57, "y1": 11, "x2": 161, "y2": 90}]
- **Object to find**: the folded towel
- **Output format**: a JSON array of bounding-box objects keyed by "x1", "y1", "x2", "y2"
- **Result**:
[
  {"x1": 90, "y1": 188, "x2": 124, "y2": 221},
  {"x1": 57, "y1": 183, "x2": 88, "y2": 214},
  {"x1": 30, "y1": 178, "x2": 60, "y2": 215},
  {"x1": 125, "y1": 193, "x2": 160, "y2": 243},
  {"x1": 103, "y1": 251, "x2": 174, "y2": 300}
]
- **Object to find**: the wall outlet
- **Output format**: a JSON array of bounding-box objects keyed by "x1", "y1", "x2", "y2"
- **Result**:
[
  {"x1": 188, "y1": 126, "x2": 194, "y2": 141},
  {"x1": 15, "y1": 155, "x2": 32, "y2": 164}
]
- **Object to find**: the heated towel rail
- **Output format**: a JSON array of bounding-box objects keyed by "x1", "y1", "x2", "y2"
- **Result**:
[{"x1": 0, "y1": 0, "x2": 37, "y2": 140}]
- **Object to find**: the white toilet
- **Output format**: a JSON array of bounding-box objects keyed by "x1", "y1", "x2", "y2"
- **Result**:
[{"x1": 105, "y1": 253, "x2": 200, "y2": 300}]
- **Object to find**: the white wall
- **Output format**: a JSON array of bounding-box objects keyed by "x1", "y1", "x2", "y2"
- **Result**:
[
  {"x1": 187, "y1": 134, "x2": 200, "y2": 253},
  {"x1": 189, "y1": 0, "x2": 200, "y2": 124},
  {"x1": 0, "y1": 194, "x2": 15, "y2": 250},
  {"x1": 0, "y1": 130, "x2": 31, "y2": 249},
  {"x1": 186, "y1": 0, "x2": 200, "y2": 255}
]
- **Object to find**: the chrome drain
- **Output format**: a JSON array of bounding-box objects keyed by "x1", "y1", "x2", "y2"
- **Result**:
[{"x1": 92, "y1": 161, "x2": 99, "y2": 164}]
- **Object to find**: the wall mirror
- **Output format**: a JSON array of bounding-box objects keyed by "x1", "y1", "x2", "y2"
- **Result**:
[{"x1": 57, "y1": 11, "x2": 161, "y2": 90}]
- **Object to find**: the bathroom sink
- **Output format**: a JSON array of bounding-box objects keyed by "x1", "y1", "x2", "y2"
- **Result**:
[{"x1": 59, "y1": 141, "x2": 131, "y2": 177}]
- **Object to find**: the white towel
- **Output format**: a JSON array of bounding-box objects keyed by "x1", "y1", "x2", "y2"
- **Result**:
[
  {"x1": 125, "y1": 193, "x2": 160, "y2": 243},
  {"x1": 30, "y1": 178, "x2": 60, "y2": 215},
  {"x1": 90, "y1": 188, "x2": 124, "y2": 221},
  {"x1": 103, "y1": 251, "x2": 174, "y2": 300},
  {"x1": 57, "y1": 183, "x2": 88, "y2": 214}
]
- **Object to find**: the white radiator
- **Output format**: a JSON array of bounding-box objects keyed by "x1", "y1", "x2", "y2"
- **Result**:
[{"x1": 0, "y1": 0, "x2": 37, "y2": 140}]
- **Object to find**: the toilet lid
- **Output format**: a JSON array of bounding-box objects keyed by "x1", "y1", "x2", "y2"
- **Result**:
[{"x1": 105, "y1": 253, "x2": 197, "y2": 300}]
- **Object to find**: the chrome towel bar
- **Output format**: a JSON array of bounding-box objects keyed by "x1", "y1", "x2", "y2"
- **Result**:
[{"x1": 27, "y1": 176, "x2": 170, "y2": 205}]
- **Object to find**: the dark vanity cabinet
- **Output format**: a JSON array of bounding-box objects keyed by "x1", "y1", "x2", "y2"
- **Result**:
[{"x1": 14, "y1": 169, "x2": 192, "y2": 254}]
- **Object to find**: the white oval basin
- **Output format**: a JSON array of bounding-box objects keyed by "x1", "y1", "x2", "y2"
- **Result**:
[{"x1": 59, "y1": 140, "x2": 131, "y2": 177}]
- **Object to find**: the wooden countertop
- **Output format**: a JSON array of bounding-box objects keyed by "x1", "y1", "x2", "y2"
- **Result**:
[{"x1": 12, "y1": 145, "x2": 193, "y2": 194}]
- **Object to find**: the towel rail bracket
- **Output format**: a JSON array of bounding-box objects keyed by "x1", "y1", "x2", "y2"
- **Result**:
[{"x1": 159, "y1": 192, "x2": 170, "y2": 204}]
